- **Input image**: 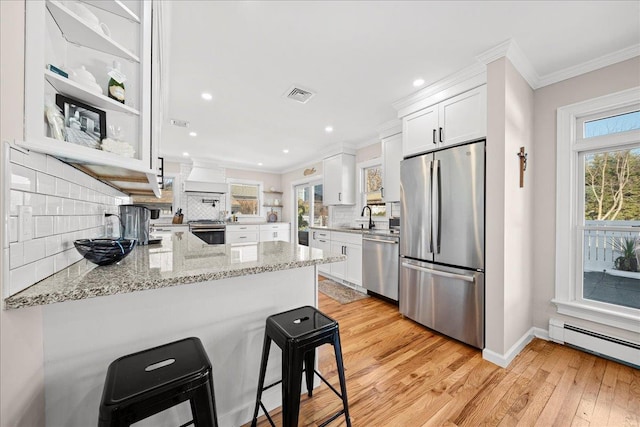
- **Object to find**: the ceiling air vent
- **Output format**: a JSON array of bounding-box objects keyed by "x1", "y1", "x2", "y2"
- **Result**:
[
  {"x1": 284, "y1": 86, "x2": 315, "y2": 104},
  {"x1": 170, "y1": 119, "x2": 189, "y2": 128}
]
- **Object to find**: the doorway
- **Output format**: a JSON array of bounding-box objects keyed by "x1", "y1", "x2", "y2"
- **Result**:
[{"x1": 294, "y1": 181, "x2": 327, "y2": 246}]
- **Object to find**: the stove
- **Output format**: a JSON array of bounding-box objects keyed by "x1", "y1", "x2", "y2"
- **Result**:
[{"x1": 188, "y1": 220, "x2": 226, "y2": 244}]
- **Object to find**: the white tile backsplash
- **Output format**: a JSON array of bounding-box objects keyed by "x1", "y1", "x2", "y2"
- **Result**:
[
  {"x1": 9, "y1": 242, "x2": 23, "y2": 269},
  {"x1": 36, "y1": 171, "x2": 55, "y2": 194},
  {"x1": 23, "y1": 238, "x2": 46, "y2": 265},
  {"x1": 11, "y1": 163, "x2": 36, "y2": 191},
  {"x1": 35, "y1": 216, "x2": 54, "y2": 238},
  {"x1": 5, "y1": 148, "x2": 129, "y2": 297}
]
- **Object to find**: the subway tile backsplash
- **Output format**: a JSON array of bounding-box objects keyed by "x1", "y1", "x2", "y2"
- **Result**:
[{"x1": 4, "y1": 147, "x2": 129, "y2": 297}]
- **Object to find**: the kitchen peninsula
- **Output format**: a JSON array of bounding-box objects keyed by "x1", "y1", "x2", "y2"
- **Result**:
[{"x1": 4, "y1": 233, "x2": 344, "y2": 427}]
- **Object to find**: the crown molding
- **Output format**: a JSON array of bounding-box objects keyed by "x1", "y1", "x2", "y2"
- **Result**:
[
  {"x1": 537, "y1": 44, "x2": 640, "y2": 88},
  {"x1": 376, "y1": 119, "x2": 402, "y2": 139},
  {"x1": 476, "y1": 38, "x2": 539, "y2": 89},
  {"x1": 391, "y1": 62, "x2": 486, "y2": 113}
]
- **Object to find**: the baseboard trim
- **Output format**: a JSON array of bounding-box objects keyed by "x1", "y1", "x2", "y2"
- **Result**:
[{"x1": 483, "y1": 327, "x2": 538, "y2": 368}]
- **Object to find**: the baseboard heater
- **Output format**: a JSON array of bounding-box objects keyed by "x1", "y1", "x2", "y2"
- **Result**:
[{"x1": 549, "y1": 318, "x2": 640, "y2": 368}]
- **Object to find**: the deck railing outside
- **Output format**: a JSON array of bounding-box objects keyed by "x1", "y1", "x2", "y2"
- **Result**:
[{"x1": 583, "y1": 220, "x2": 640, "y2": 272}]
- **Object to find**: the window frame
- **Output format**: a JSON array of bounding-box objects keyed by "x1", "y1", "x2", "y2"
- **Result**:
[
  {"x1": 555, "y1": 87, "x2": 640, "y2": 332},
  {"x1": 227, "y1": 178, "x2": 263, "y2": 218},
  {"x1": 357, "y1": 158, "x2": 387, "y2": 218}
]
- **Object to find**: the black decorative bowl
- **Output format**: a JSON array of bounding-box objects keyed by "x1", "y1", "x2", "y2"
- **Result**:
[{"x1": 74, "y1": 239, "x2": 136, "y2": 266}]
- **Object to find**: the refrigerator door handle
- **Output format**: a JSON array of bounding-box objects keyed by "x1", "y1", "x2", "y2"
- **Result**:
[
  {"x1": 402, "y1": 262, "x2": 474, "y2": 282},
  {"x1": 429, "y1": 160, "x2": 434, "y2": 253},
  {"x1": 434, "y1": 159, "x2": 441, "y2": 254}
]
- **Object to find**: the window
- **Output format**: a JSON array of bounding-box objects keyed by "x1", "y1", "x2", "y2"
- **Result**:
[
  {"x1": 363, "y1": 164, "x2": 386, "y2": 216},
  {"x1": 131, "y1": 177, "x2": 174, "y2": 216},
  {"x1": 555, "y1": 88, "x2": 640, "y2": 332},
  {"x1": 230, "y1": 183, "x2": 260, "y2": 216}
]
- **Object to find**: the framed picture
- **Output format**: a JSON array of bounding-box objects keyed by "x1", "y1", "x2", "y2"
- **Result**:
[{"x1": 55, "y1": 94, "x2": 106, "y2": 149}]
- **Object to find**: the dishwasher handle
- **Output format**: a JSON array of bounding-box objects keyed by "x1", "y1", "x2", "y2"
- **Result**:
[
  {"x1": 363, "y1": 237, "x2": 398, "y2": 244},
  {"x1": 401, "y1": 262, "x2": 474, "y2": 282}
]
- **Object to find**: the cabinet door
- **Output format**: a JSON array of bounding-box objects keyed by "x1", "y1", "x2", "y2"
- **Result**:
[
  {"x1": 330, "y1": 241, "x2": 346, "y2": 280},
  {"x1": 323, "y1": 154, "x2": 356, "y2": 205},
  {"x1": 344, "y1": 242, "x2": 362, "y2": 286},
  {"x1": 382, "y1": 133, "x2": 403, "y2": 202},
  {"x1": 403, "y1": 104, "x2": 439, "y2": 156},
  {"x1": 311, "y1": 235, "x2": 331, "y2": 275},
  {"x1": 439, "y1": 85, "x2": 486, "y2": 147},
  {"x1": 227, "y1": 232, "x2": 259, "y2": 244}
]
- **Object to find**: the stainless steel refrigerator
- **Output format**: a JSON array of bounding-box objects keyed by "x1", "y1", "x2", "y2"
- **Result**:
[{"x1": 400, "y1": 140, "x2": 485, "y2": 349}]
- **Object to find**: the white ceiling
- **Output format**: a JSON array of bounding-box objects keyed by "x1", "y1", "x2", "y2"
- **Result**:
[{"x1": 161, "y1": 1, "x2": 640, "y2": 172}]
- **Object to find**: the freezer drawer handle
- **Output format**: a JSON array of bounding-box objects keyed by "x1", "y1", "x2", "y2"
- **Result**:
[
  {"x1": 363, "y1": 237, "x2": 398, "y2": 244},
  {"x1": 402, "y1": 262, "x2": 474, "y2": 282}
]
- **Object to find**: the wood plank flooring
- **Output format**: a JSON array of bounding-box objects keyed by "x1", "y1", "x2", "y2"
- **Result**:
[{"x1": 247, "y1": 292, "x2": 640, "y2": 426}]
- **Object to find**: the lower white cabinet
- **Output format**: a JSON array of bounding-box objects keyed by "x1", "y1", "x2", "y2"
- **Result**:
[
  {"x1": 310, "y1": 229, "x2": 362, "y2": 286},
  {"x1": 226, "y1": 224, "x2": 259, "y2": 244},
  {"x1": 310, "y1": 229, "x2": 331, "y2": 275},
  {"x1": 226, "y1": 223, "x2": 290, "y2": 243},
  {"x1": 259, "y1": 223, "x2": 290, "y2": 242}
]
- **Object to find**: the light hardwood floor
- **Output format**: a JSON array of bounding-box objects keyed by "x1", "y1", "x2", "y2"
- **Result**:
[{"x1": 248, "y1": 292, "x2": 640, "y2": 426}]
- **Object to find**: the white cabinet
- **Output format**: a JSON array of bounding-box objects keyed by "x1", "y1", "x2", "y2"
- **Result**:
[
  {"x1": 311, "y1": 229, "x2": 362, "y2": 286},
  {"x1": 331, "y1": 232, "x2": 363, "y2": 287},
  {"x1": 323, "y1": 153, "x2": 356, "y2": 205},
  {"x1": 259, "y1": 223, "x2": 290, "y2": 242},
  {"x1": 226, "y1": 224, "x2": 259, "y2": 244},
  {"x1": 382, "y1": 133, "x2": 402, "y2": 202},
  {"x1": 403, "y1": 86, "x2": 486, "y2": 156},
  {"x1": 310, "y1": 229, "x2": 331, "y2": 275},
  {"x1": 21, "y1": 1, "x2": 161, "y2": 196}
]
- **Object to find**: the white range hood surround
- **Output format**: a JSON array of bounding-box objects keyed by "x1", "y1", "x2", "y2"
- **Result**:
[{"x1": 184, "y1": 160, "x2": 227, "y2": 193}]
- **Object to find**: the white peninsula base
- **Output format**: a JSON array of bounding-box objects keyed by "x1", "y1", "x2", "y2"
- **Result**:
[{"x1": 42, "y1": 265, "x2": 318, "y2": 427}]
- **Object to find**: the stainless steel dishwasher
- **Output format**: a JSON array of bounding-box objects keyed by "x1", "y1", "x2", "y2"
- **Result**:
[{"x1": 362, "y1": 233, "x2": 399, "y2": 302}]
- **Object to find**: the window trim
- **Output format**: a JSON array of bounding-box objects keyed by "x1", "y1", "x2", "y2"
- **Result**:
[
  {"x1": 357, "y1": 158, "x2": 387, "y2": 218},
  {"x1": 554, "y1": 87, "x2": 640, "y2": 332},
  {"x1": 227, "y1": 178, "x2": 263, "y2": 218}
]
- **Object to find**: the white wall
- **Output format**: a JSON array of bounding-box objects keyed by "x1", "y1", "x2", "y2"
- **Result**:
[
  {"x1": 485, "y1": 57, "x2": 535, "y2": 358},
  {"x1": 1, "y1": 1, "x2": 46, "y2": 425},
  {"x1": 503, "y1": 59, "x2": 535, "y2": 349},
  {"x1": 532, "y1": 57, "x2": 640, "y2": 342}
]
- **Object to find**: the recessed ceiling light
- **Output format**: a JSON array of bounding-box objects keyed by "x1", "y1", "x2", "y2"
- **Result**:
[
  {"x1": 189, "y1": 131, "x2": 197, "y2": 137},
  {"x1": 183, "y1": 152, "x2": 189, "y2": 157},
  {"x1": 258, "y1": 162, "x2": 263, "y2": 166},
  {"x1": 283, "y1": 149, "x2": 289, "y2": 154},
  {"x1": 201, "y1": 92, "x2": 213, "y2": 101},
  {"x1": 413, "y1": 78, "x2": 425, "y2": 87},
  {"x1": 325, "y1": 126, "x2": 333, "y2": 133}
]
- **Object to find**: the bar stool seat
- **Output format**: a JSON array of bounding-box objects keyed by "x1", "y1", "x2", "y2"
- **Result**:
[
  {"x1": 98, "y1": 337, "x2": 218, "y2": 427},
  {"x1": 251, "y1": 306, "x2": 351, "y2": 427}
]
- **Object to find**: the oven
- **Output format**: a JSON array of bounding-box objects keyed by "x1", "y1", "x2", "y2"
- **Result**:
[{"x1": 188, "y1": 220, "x2": 226, "y2": 245}]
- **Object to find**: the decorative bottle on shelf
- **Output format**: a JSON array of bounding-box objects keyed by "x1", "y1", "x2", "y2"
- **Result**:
[{"x1": 107, "y1": 61, "x2": 126, "y2": 104}]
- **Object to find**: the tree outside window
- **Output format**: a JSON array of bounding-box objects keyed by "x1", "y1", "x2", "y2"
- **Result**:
[
  {"x1": 364, "y1": 165, "x2": 386, "y2": 216},
  {"x1": 230, "y1": 183, "x2": 259, "y2": 215}
]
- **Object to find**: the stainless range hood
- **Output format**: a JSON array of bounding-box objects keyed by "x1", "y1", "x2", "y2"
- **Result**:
[{"x1": 184, "y1": 160, "x2": 227, "y2": 193}]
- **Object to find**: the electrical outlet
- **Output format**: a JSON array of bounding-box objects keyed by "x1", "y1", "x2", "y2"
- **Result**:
[{"x1": 18, "y1": 205, "x2": 33, "y2": 242}]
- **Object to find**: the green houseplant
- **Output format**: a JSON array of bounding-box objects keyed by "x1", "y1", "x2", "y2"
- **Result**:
[{"x1": 611, "y1": 236, "x2": 639, "y2": 272}]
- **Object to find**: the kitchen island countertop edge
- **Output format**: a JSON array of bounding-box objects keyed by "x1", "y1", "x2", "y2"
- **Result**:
[{"x1": 4, "y1": 233, "x2": 345, "y2": 310}]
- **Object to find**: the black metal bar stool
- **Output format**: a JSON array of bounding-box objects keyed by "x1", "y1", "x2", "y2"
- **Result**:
[
  {"x1": 251, "y1": 306, "x2": 351, "y2": 427},
  {"x1": 98, "y1": 337, "x2": 218, "y2": 427}
]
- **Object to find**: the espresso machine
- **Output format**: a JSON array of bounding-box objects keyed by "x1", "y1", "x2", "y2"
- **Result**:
[{"x1": 118, "y1": 205, "x2": 160, "y2": 245}]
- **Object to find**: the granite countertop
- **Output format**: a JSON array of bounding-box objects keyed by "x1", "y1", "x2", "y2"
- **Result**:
[
  {"x1": 309, "y1": 226, "x2": 399, "y2": 237},
  {"x1": 4, "y1": 233, "x2": 344, "y2": 310}
]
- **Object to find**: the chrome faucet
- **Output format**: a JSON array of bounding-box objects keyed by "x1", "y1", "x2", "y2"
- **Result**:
[{"x1": 361, "y1": 205, "x2": 375, "y2": 229}]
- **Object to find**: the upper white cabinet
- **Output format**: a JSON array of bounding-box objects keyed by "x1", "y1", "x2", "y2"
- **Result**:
[
  {"x1": 381, "y1": 133, "x2": 402, "y2": 202},
  {"x1": 21, "y1": 0, "x2": 161, "y2": 196},
  {"x1": 403, "y1": 85, "x2": 486, "y2": 156},
  {"x1": 323, "y1": 153, "x2": 356, "y2": 205}
]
